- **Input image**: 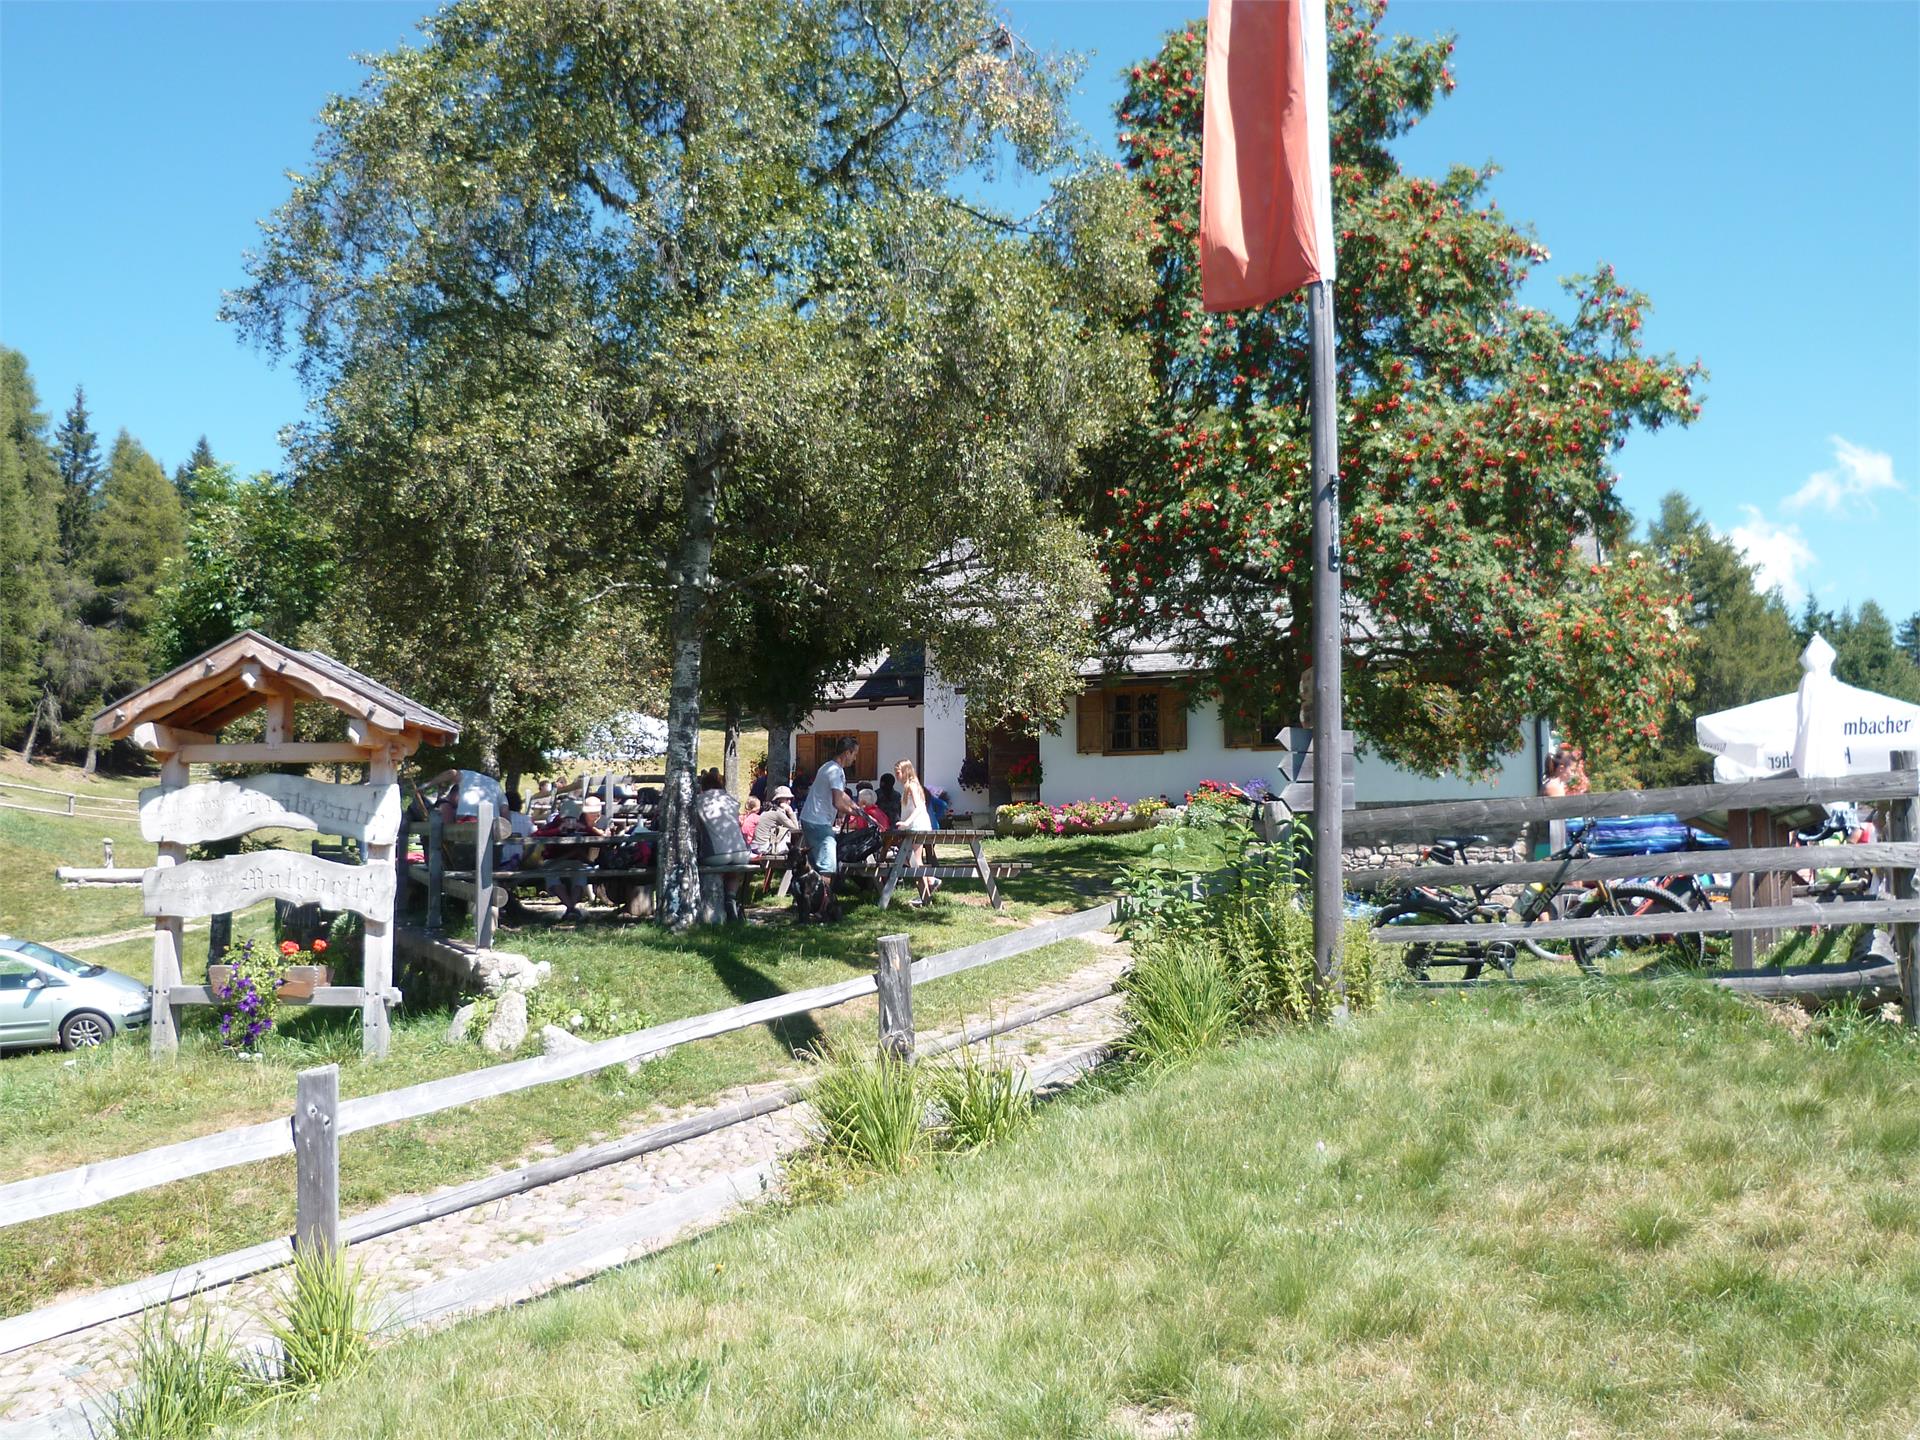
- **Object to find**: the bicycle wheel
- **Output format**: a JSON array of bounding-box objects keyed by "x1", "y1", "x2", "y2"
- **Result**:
[
  {"x1": 1568, "y1": 883, "x2": 1706, "y2": 975},
  {"x1": 1378, "y1": 899, "x2": 1494, "y2": 981},
  {"x1": 1507, "y1": 886, "x2": 1579, "y2": 966}
]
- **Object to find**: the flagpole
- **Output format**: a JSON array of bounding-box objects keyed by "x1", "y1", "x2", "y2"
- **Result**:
[{"x1": 1307, "y1": 276, "x2": 1346, "y2": 1013}]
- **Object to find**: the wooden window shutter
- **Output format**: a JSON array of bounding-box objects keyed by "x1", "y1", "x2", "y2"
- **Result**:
[
  {"x1": 1076, "y1": 690, "x2": 1106, "y2": 753},
  {"x1": 858, "y1": 731, "x2": 879, "y2": 783},
  {"x1": 1161, "y1": 688, "x2": 1188, "y2": 751},
  {"x1": 795, "y1": 733, "x2": 818, "y2": 774},
  {"x1": 1222, "y1": 708, "x2": 1254, "y2": 749}
]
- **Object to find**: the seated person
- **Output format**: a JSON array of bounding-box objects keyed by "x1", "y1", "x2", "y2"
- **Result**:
[
  {"x1": 532, "y1": 796, "x2": 604, "y2": 924},
  {"x1": 874, "y1": 772, "x2": 902, "y2": 825},
  {"x1": 422, "y1": 767, "x2": 506, "y2": 822},
  {"x1": 755, "y1": 785, "x2": 800, "y2": 857},
  {"x1": 856, "y1": 786, "x2": 892, "y2": 831},
  {"x1": 696, "y1": 772, "x2": 753, "y2": 921},
  {"x1": 740, "y1": 796, "x2": 763, "y2": 846}
]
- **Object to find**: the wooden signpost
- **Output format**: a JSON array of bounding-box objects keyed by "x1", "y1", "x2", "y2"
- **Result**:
[
  {"x1": 91, "y1": 631, "x2": 459, "y2": 1060},
  {"x1": 1271, "y1": 727, "x2": 1357, "y2": 814},
  {"x1": 138, "y1": 773, "x2": 401, "y2": 848}
]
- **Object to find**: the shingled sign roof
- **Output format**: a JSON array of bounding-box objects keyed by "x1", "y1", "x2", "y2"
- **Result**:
[{"x1": 93, "y1": 630, "x2": 459, "y2": 746}]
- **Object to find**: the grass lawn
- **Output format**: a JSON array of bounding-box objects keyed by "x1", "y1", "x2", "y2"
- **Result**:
[
  {"x1": 235, "y1": 978, "x2": 1920, "y2": 1440},
  {"x1": 0, "y1": 823, "x2": 1224, "y2": 1317}
]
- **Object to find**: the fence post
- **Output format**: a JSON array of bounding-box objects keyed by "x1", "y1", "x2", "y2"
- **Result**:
[
  {"x1": 66, "y1": 794, "x2": 75, "y2": 816},
  {"x1": 426, "y1": 809, "x2": 446, "y2": 935},
  {"x1": 1892, "y1": 751, "x2": 1918, "y2": 1028},
  {"x1": 474, "y1": 798, "x2": 496, "y2": 948},
  {"x1": 102, "y1": 837, "x2": 113, "y2": 868},
  {"x1": 875, "y1": 933, "x2": 914, "y2": 1061},
  {"x1": 293, "y1": 1065, "x2": 341, "y2": 1254}
]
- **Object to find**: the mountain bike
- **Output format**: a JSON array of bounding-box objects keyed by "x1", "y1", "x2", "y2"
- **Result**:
[{"x1": 1377, "y1": 833, "x2": 1705, "y2": 980}]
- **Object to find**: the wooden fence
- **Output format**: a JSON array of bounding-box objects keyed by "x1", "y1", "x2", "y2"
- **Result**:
[
  {"x1": 0, "y1": 899, "x2": 1117, "y2": 1356},
  {"x1": 0, "y1": 778, "x2": 137, "y2": 823},
  {"x1": 1354, "y1": 755, "x2": 1920, "y2": 1013}
]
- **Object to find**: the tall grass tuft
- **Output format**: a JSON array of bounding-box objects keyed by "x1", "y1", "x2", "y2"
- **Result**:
[
  {"x1": 1119, "y1": 937, "x2": 1243, "y2": 1067},
  {"x1": 102, "y1": 1310, "x2": 252, "y2": 1439},
  {"x1": 929, "y1": 1047, "x2": 1033, "y2": 1152},
  {"x1": 807, "y1": 1046, "x2": 931, "y2": 1176},
  {"x1": 261, "y1": 1243, "x2": 378, "y2": 1390}
]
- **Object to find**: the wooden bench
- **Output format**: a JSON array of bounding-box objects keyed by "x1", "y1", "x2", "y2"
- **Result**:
[{"x1": 869, "y1": 828, "x2": 1025, "y2": 910}]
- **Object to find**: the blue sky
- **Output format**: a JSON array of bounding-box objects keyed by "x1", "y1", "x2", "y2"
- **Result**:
[{"x1": 3, "y1": 1, "x2": 1915, "y2": 622}]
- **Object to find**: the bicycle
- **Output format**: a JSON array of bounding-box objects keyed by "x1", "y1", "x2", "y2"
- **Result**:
[{"x1": 1377, "y1": 833, "x2": 1706, "y2": 980}]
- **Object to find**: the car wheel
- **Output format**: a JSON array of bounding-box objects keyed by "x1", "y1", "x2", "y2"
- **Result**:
[{"x1": 60, "y1": 1010, "x2": 113, "y2": 1049}]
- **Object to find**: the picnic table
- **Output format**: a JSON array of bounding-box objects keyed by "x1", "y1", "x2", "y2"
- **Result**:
[{"x1": 857, "y1": 828, "x2": 1029, "y2": 910}]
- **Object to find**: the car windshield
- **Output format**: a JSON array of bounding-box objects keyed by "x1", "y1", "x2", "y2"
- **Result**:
[{"x1": 8, "y1": 940, "x2": 102, "y2": 976}]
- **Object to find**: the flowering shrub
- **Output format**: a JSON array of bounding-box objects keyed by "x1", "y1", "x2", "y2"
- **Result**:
[
  {"x1": 1004, "y1": 754, "x2": 1042, "y2": 787},
  {"x1": 996, "y1": 796, "x2": 1166, "y2": 836},
  {"x1": 1180, "y1": 780, "x2": 1254, "y2": 828},
  {"x1": 210, "y1": 936, "x2": 329, "y2": 1051}
]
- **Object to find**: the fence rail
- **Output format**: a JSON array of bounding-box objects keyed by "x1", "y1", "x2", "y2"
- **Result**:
[
  {"x1": 0, "y1": 777, "x2": 139, "y2": 822},
  {"x1": 1344, "y1": 768, "x2": 1917, "y2": 844}
]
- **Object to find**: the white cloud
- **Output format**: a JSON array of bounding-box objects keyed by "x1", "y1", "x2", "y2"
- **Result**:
[
  {"x1": 1722, "y1": 506, "x2": 1816, "y2": 605},
  {"x1": 1784, "y1": 435, "x2": 1902, "y2": 513}
]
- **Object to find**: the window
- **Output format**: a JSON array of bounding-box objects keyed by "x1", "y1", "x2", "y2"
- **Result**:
[
  {"x1": 1223, "y1": 703, "x2": 1294, "y2": 750},
  {"x1": 1077, "y1": 686, "x2": 1187, "y2": 755}
]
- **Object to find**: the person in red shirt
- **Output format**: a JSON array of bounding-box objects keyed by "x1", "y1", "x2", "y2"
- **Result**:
[{"x1": 855, "y1": 787, "x2": 892, "y2": 832}]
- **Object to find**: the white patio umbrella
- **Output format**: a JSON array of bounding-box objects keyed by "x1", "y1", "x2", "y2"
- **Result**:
[{"x1": 1695, "y1": 634, "x2": 1920, "y2": 781}]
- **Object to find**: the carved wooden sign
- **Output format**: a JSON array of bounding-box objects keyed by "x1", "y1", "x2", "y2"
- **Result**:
[
  {"x1": 140, "y1": 776, "x2": 400, "y2": 847},
  {"x1": 143, "y1": 851, "x2": 395, "y2": 921}
]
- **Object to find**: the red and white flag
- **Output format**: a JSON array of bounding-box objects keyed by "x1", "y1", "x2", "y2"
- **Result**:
[{"x1": 1199, "y1": 0, "x2": 1336, "y2": 312}]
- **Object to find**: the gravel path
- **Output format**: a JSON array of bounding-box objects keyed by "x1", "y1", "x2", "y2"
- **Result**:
[{"x1": 0, "y1": 935, "x2": 1130, "y2": 1429}]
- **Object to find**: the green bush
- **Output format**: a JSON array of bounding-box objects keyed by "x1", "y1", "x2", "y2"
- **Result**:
[
  {"x1": 261, "y1": 1243, "x2": 378, "y2": 1390},
  {"x1": 929, "y1": 1047, "x2": 1033, "y2": 1151},
  {"x1": 807, "y1": 1047, "x2": 930, "y2": 1177},
  {"x1": 1119, "y1": 936, "x2": 1243, "y2": 1067},
  {"x1": 104, "y1": 1311, "x2": 252, "y2": 1439}
]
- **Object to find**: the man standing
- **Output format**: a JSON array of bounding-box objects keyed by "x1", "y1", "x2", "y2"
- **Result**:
[{"x1": 797, "y1": 735, "x2": 859, "y2": 906}]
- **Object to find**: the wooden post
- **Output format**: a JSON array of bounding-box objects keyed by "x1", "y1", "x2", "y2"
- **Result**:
[
  {"x1": 293, "y1": 1064, "x2": 341, "y2": 1254},
  {"x1": 206, "y1": 912, "x2": 232, "y2": 964},
  {"x1": 1892, "y1": 751, "x2": 1919, "y2": 1027},
  {"x1": 264, "y1": 692, "x2": 293, "y2": 747},
  {"x1": 473, "y1": 797, "x2": 496, "y2": 948},
  {"x1": 1729, "y1": 808, "x2": 1756, "y2": 970},
  {"x1": 66, "y1": 794, "x2": 74, "y2": 817},
  {"x1": 426, "y1": 808, "x2": 446, "y2": 935},
  {"x1": 875, "y1": 933, "x2": 914, "y2": 1061},
  {"x1": 966, "y1": 836, "x2": 1002, "y2": 910},
  {"x1": 150, "y1": 753, "x2": 188, "y2": 1057},
  {"x1": 361, "y1": 746, "x2": 398, "y2": 1059},
  {"x1": 723, "y1": 707, "x2": 741, "y2": 795}
]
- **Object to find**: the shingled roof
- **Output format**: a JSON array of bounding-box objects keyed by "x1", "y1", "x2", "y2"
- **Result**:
[{"x1": 93, "y1": 630, "x2": 459, "y2": 745}]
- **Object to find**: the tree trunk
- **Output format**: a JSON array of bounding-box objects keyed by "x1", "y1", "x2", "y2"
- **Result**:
[
  {"x1": 656, "y1": 440, "x2": 724, "y2": 930},
  {"x1": 766, "y1": 718, "x2": 793, "y2": 790},
  {"x1": 82, "y1": 737, "x2": 98, "y2": 775},
  {"x1": 19, "y1": 698, "x2": 43, "y2": 768},
  {"x1": 722, "y1": 706, "x2": 741, "y2": 795}
]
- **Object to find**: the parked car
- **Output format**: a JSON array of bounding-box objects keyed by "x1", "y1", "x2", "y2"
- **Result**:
[{"x1": 0, "y1": 936, "x2": 151, "y2": 1052}]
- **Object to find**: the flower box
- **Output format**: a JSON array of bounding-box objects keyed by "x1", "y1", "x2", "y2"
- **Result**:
[
  {"x1": 994, "y1": 815, "x2": 1153, "y2": 838},
  {"x1": 207, "y1": 963, "x2": 332, "y2": 1001}
]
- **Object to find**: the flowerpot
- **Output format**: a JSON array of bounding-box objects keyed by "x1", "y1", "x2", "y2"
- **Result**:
[
  {"x1": 206, "y1": 964, "x2": 235, "y2": 993},
  {"x1": 1008, "y1": 785, "x2": 1040, "y2": 803},
  {"x1": 995, "y1": 819, "x2": 1040, "y2": 837},
  {"x1": 275, "y1": 965, "x2": 332, "y2": 1001}
]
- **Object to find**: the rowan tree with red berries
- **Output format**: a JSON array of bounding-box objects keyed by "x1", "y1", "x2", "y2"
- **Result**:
[{"x1": 1088, "y1": 0, "x2": 1703, "y2": 773}]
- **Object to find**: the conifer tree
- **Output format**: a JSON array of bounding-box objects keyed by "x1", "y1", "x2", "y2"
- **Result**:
[
  {"x1": 174, "y1": 435, "x2": 218, "y2": 506},
  {"x1": 1639, "y1": 492, "x2": 1799, "y2": 785},
  {"x1": 53, "y1": 387, "x2": 102, "y2": 568},
  {"x1": 0, "y1": 349, "x2": 58, "y2": 745}
]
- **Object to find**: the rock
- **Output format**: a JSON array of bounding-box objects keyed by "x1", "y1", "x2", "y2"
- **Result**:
[
  {"x1": 480, "y1": 990, "x2": 528, "y2": 1054},
  {"x1": 446, "y1": 1003, "x2": 478, "y2": 1042},
  {"x1": 541, "y1": 1024, "x2": 590, "y2": 1057}
]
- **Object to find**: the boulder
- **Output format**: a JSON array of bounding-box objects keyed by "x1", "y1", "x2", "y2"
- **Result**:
[
  {"x1": 446, "y1": 1002, "x2": 478, "y2": 1043},
  {"x1": 480, "y1": 990, "x2": 528, "y2": 1054},
  {"x1": 541, "y1": 1023, "x2": 590, "y2": 1057}
]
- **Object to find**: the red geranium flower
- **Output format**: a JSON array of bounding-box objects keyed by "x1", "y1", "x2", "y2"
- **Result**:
[
  {"x1": 279, "y1": 940, "x2": 300, "y2": 956},
  {"x1": 310, "y1": 939, "x2": 328, "y2": 954}
]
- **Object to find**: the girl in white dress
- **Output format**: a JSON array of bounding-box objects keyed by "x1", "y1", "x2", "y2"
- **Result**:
[{"x1": 894, "y1": 760, "x2": 936, "y2": 906}]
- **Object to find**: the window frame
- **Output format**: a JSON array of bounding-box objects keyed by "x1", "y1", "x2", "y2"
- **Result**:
[{"x1": 1102, "y1": 685, "x2": 1172, "y2": 756}]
